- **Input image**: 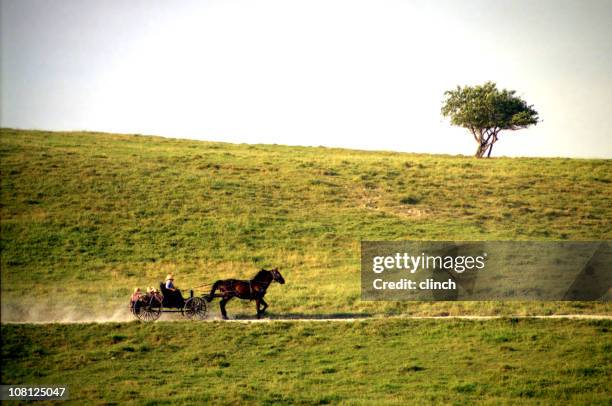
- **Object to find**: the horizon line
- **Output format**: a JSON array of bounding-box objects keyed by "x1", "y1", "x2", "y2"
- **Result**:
[{"x1": 2, "y1": 126, "x2": 611, "y2": 160}]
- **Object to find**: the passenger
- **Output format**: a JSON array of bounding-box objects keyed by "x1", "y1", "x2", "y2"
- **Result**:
[
  {"x1": 151, "y1": 287, "x2": 162, "y2": 302},
  {"x1": 131, "y1": 287, "x2": 142, "y2": 302},
  {"x1": 130, "y1": 288, "x2": 142, "y2": 310}
]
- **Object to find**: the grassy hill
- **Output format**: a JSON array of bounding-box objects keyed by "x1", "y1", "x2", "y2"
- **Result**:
[
  {"x1": 2, "y1": 319, "x2": 610, "y2": 404},
  {"x1": 1, "y1": 128, "x2": 611, "y2": 319}
]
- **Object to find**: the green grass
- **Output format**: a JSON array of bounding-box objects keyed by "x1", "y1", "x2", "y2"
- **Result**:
[
  {"x1": 2, "y1": 319, "x2": 610, "y2": 404},
  {"x1": 1, "y1": 129, "x2": 610, "y2": 404},
  {"x1": 1, "y1": 128, "x2": 611, "y2": 319}
]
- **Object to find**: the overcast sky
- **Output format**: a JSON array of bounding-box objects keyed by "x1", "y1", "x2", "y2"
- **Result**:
[{"x1": 2, "y1": 0, "x2": 611, "y2": 158}]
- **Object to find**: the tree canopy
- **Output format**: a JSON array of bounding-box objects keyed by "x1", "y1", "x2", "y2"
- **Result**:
[{"x1": 441, "y1": 82, "x2": 539, "y2": 158}]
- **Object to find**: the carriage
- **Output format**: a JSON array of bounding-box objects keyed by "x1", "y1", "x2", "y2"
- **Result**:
[
  {"x1": 129, "y1": 282, "x2": 208, "y2": 322},
  {"x1": 129, "y1": 268, "x2": 285, "y2": 321}
]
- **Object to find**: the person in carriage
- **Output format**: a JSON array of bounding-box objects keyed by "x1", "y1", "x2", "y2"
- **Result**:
[
  {"x1": 161, "y1": 273, "x2": 185, "y2": 308},
  {"x1": 147, "y1": 286, "x2": 163, "y2": 302},
  {"x1": 130, "y1": 287, "x2": 142, "y2": 301},
  {"x1": 129, "y1": 287, "x2": 144, "y2": 313}
]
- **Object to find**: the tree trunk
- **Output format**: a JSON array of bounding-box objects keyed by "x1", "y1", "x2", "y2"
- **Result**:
[
  {"x1": 475, "y1": 143, "x2": 488, "y2": 158},
  {"x1": 474, "y1": 137, "x2": 497, "y2": 158}
]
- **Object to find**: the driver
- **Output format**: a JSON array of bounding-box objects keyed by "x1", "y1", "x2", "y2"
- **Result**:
[{"x1": 165, "y1": 273, "x2": 184, "y2": 304}]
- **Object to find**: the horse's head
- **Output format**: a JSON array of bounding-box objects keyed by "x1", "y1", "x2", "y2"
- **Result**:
[{"x1": 270, "y1": 268, "x2": 285, "y2": 284}]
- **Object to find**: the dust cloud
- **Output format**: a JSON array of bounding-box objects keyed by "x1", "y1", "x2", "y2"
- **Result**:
[{"x1": 1, "y1": 301, "x2": 135, "y2": 324}]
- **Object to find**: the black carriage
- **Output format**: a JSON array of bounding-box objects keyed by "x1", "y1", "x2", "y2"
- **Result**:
[{"x1": 130, "y1": 283, "x2": 208, "y2": 322}]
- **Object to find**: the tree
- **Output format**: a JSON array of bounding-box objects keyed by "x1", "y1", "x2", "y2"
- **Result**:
[{"x1": 441, "y1": 82, "x2": 539, "y2": 158}]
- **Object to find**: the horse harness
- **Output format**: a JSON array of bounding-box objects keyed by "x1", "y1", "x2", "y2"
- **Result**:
[
  {"x1": 248, "y1": 279, "x2": 269, "y2": 299},
  {"x1": 228, "y1": 279, "x2": 266, "y2": 299}
]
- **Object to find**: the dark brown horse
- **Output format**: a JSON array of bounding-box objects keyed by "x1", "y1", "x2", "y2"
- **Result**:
[{"x1": 206, "y1": 268, "x2": 285, "y2": 319}]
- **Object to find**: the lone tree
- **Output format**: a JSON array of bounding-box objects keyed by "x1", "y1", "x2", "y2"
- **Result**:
[{"x1": 441, "y1": 81, "x2": 539, "y2": 158}]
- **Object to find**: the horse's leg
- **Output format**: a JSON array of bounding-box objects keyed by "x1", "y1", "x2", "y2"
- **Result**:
[
  {"x1": 259, "y1": 298, "x2": 268, "y2": 317},
  {"x1": 206, "y1": 281, "x2": 222, "y2": 302},
  {"x1": 255, "y1": 298, "x2": 262, "y2": 319},
  {"x1": 220, "y1": 296, "x2": 233, "y2": 320}
]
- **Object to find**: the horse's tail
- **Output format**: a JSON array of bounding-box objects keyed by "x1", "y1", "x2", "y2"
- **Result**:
[{"x1": 206, "y1": 280, "x2": 222, "y2": 302}]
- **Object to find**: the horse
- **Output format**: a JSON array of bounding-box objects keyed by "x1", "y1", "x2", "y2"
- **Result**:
[{"x1": 205, "y1": 268, "x2": 285, "y2": 319}]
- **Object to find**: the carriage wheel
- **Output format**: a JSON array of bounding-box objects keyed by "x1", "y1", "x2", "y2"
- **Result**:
[
  {"x1": 135, "y1": 296, "x2": 162, "y2": 322},
  {"x1": 184, "y1": 297, "x2": 208, "y2": 320},
  {"x1": 130, "y1": 299, "x2": 140, "y2": 317}
]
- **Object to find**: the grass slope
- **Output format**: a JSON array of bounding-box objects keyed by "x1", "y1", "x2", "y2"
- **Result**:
[
  {"x1": 1, "y1": 128, "x2": 611, "y2": 318},
  {"x1": 2, "y1": 319, "x2": 611, "y2": 404}
]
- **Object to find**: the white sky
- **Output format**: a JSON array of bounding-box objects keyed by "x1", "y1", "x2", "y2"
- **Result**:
[{"x1": 1, "y1": 0, "x2": 611, "y2": 158}]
